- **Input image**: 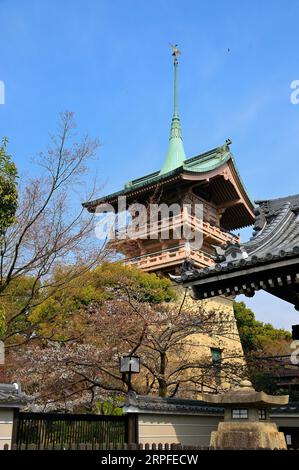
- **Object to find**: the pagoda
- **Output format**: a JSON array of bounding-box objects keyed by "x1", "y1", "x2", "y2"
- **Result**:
[{"x1": 83, "y1": 47, "x2": 254, "y2": 274}]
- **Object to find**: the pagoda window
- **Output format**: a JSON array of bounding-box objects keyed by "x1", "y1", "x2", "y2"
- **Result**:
[
  {"x1": 211, "y1": 347, "x2": 222, "y2": 366},
  {"x1": 211, "y1": 348, "x2": 222, "y2": 387}
]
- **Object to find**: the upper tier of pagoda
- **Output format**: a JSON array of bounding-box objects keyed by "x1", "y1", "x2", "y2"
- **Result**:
[
  {"x1": 83, "y1": 46, "x2": 255, "y2": 273},
  {"x1": 83, "y1": 140, "x2": 254, "y2": 231}
]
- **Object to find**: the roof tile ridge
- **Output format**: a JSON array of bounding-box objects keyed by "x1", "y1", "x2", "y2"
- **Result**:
[{"x1": 245, "y1": 202, "x2": 291, "y2": 254}]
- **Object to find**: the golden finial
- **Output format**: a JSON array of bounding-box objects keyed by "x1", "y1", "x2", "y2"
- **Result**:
[{"x1": 169, "y1": 43, "x2": 182, "y2": 59}]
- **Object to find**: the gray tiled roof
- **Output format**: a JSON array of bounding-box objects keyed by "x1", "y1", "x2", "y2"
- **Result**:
[
  {"x1": 270, "y1": 402, "x2": 299, "y2": 414},
  {"x1": 124, "y1": 392, "x2": 299, "y2": 417},
  {"x1": 173, "y1": 194, "x2": 299, "y2": 284},
  {"x1": 0, "y1": 383, "x2": 27, "y2": 407},
  {"x1": 124, "y1": 391, "x2": 223, "y2": 415}
]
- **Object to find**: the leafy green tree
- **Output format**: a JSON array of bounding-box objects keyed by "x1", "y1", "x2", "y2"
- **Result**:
[
  {"x1": 28, "y1": 262, "x2": 176, "y2": 338},
  {"x1": 233, "y1": 301, "x2": 291, "y2": 353},
  {"x1": 0, "y1": 137, "x2": 18, "y2": 235},
  {"x1": 0, "y1": 276, "x2": 40, "y2": 341},
  {"x1": 0, "y1": 262, "x2": 176, "y2": 346},
  {"x1": 234, "y1": 301, "x2": 292, "y2": 395},
  {"x1": 95, "y1": 399, "x2": 124, "y2": 416},
  {"x1": 0, "y1": 138, "x2": 18, "y2": 336},
  {"x1": 249, "y1": 370, "x2": 279, "y2": 395},
  {"x1": 93, "y1": 262, "x2": 176, "y2": 304}
]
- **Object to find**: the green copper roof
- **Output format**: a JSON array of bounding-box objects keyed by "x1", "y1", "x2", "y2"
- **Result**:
[
  {"x1": 83, "y1": 142, "x2": 251, "y2": 208},
  {"x1": 160, "y1": 56, "x2": 186, "y2": 175},
  {"x1": 124, "y1": 141, "x2": 232, "y2": 191}
]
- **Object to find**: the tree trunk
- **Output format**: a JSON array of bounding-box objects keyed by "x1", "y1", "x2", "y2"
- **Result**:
[{"x1": 158, "y1": 351, "x2": 167, "y2": 397}]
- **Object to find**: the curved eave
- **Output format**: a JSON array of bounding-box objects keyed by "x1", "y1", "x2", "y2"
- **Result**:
[
  {"x1": 182, "y1": 150, "x2": 231, "y2": 174},
  {"x1": 83, "y1": 171, "x2": 183, "y2": 212},
  {"x1": 181, "y1": 157, "x2": 255, "y2": 229},
  {"x1": 83, "y1": 150, "x2": 254, "y2": 229},
  {"x1": 82, "y1": 146, "x2": 229, "y2": 211},
  {"x1": 183, "y1": 155, "x2": 254, "y2": 206}
]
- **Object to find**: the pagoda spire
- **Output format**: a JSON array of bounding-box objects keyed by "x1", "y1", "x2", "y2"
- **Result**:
[{"x1": 160, "y1": 44, "x2": 186, "y2": 175}]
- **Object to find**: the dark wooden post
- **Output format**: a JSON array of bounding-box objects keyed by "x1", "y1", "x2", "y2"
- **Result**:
[
  {"x1": 126, "y1": 413, "x2": 138, "y2": 445},
  {"x1": 11, "y1": 408, "x2": 19, "y2": 448}
]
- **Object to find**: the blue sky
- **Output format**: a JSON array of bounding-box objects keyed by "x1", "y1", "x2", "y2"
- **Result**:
[{"x1": 0, "y1": 0, "x2": 299, "y2": 329}]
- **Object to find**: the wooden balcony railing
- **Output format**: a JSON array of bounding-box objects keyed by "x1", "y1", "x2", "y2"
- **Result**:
[
  {"x1": 123, "y1": 244, "x2": 214, "y2": 271},
  {"x1": 109, "y1": 214, "x2": 238, "y2": 246}
]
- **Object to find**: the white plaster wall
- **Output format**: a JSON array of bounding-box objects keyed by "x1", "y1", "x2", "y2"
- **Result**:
[
  {"x1": 0, "y1": 409, "x2": 14, "y2": 450},
  {"x1": 138, "y1": 413, "x2": 223, "y2": 446}
]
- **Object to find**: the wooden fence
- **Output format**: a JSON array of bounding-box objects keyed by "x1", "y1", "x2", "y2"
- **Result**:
[
  {"x1": 4, "y1": 443, "x2": 291, "y2": 450},
  {"x1": 8, "y1": 443, "x2": 208, "y2": 450},
  {"x1": 12, "y1": 412, "x2": 137, "y2": 450}
]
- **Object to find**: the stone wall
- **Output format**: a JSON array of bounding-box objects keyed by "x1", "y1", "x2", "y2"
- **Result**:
[{"x1": 171, "y1": 289, "x2": 246, "y2": 396}]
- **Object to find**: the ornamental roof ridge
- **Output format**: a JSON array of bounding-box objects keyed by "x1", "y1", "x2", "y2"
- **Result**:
[{"x1": 171, "y1": 192, "x2": 299, "y2": 291}]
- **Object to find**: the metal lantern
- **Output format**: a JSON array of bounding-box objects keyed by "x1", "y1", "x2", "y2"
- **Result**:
[{"x1": 119, "y1": 355, "x2": 140, "y2": 374}]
